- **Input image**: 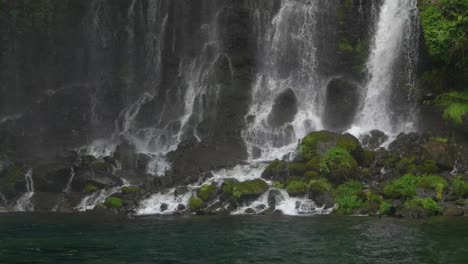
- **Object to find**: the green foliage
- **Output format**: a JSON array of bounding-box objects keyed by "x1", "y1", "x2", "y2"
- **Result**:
[
  {"x1": 263, "y1": 159, "x2": 287, "y2": 176},
  {"x1": 83, "y1": 184, "x2": 98, "y2": 193},
  {"x1": 430, "y1": 137, "x2": 448, "y2": 143},
  {"x1": 198, "y1": 184, "x2": 217, "y2": 202},
  {"x1": 300, "y1": 131, "x2": 336, "y2": 161},
  {"x1": 287, "y1": 181, "x2": 307, "y2": 196},
  {"x1": 452, "y1": 175, "x2": 468, "y2": 197},
  {"x1": 224, "y1": 179, "x2": 269, "y2": 199},
  {"x1": 319, "y1": 147, "x2": 358, "y2": 182},
  {"x1": 383, "y1": 174, "x2": 419, "y2": 198},
  {"x1": 272, "y1": 181, "x2": 284, "y2": 189},
  {"x1": 338, "y1": 39, "x2": 353, "y2": 53},
  {"x1": 333, "y1": 180, "x2": 364, "y2": 215},
  {"x1": 305, "y1": 158, "x2": 322, "y2": 172},
  {"x1": 304, "y1": 171, "x2": 320, "y2": 182},
  {"x1": 435, "y1": 91, "x2": 468, "y2": 124},
  {"x1": 188, "y1": 197, "x2": 203, "y2": 211},
  {"x1": 378, "y1": 201, "x2": 392, "y2": 215},
  {"x1": 307, "y1": 178, "x2": 332, "y2": 193},
  {"x1": 417, "y1": 175, "x2": 448, "y2": 200},
  {"x1": 121, "y1": 186, "x2": 140, "y2": 194},
  {"x1": 288, "y1": 162, "x2": 307, "y2": 176},
  {"x1": 104, "y1": 197, "x2": 123, "y2": 209},
  {"x1": 404, "y1": 197, "x2": 442, "y2": 216}
]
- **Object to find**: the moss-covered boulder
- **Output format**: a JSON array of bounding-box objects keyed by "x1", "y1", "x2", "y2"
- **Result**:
[
  {"x1": 287, "y1": 162, "x2": 307, "y2": 177},
  {"x1": 451, "y1": 175, "x2": 468, "y2": 198},
  {"x1": 319, "y1": 147, "x2": 358, "y2": 183},
  {"x1": 261, "y1": 159, "x2": 288, "y2": 183},
  {"x1": 299, "y1": 131, "x2": 363, "y2": 163},
  {"x1": 422, "y1": 141, "x2": 456, "y2": 169},
  {"x1": 198, "y1": 184, "x2": 217, "y2": 202},
  {"x1": 83, "y1": 184, "x2": 98, "y2": 193},
  {"x1": 398, "y1": 197, "x2": 442, "y2": 218},
  {"x1": 121, "y1": 185, "x2": 140, "y2": 194},
  {"x1": 286, "y1": 181, "x2": 307, "y2": 196},
  {"x1": 307, "y1": 178, "x2": 334, "y2": 208},
  {"x1": 383, "y1": 174, "x2": 419, "y2": 199},
  {"x1": 416, "y1": 175, "x2": 448, "y2": 201},
  {"x1": 104, "y1": 197, "x2": 123, "y2": 209},
  {"x1": 223, "y1": 179, "x2": 269, "y2": 201}
]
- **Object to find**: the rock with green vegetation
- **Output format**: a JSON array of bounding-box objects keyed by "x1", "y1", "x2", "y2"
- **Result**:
[
  {"x1": 307, "y1": 178, "x2": 332, "y2": 193},
  {"x1": 188, "y1": 197, "x2": 204, "y2": 211},
  {"x1": 383, "y1": 174, "x2": 419, "y2": 198},
  {"x1": 378, "y1": 201, "x2": 392, "y2": 215},
  {"x1": 198, "y1": 184, "x2": 217, "y2": 202},
  {"x1": 422, "y1": 141, "x2": 456, "y2": 169},
  {"x1": 223, "y1": 179, "x2": 269, "y2": 201},
  {"x1": 0, "y1": 166, "x2": 26, "y2": 195},
  {"x1": 83, "y1": 184, "x2": 98, "y2": 193},
  {"x1": 261, "y1": 159, "x2": 288, "y2": 183},
  {"x1": 400, "y1": 197, "x2": 442, "y2": 218},
  {"x1": 286, "y1": 181, "x2": 307, "y2": 196},
  {"x1": 416, "y1": 175, "x2": 448, "y2": 200},
  {"x1": 307, "y1": 178, "x2": 334, "y2": 208},
  {"x1": 451, "y1": 175, "x2": 468, "y2": 198},
  {"x1": 338, "y1": 38, "x2": 353, "y2": 53},
  {"x1": 304, "y1": 170, "x2": 320, "y2": 182},
  {"x1": 319, "y1": 147, "x2": 358, "y2": 183},
  {"x1": 305, "y1": 157, "x2": 322, "y2": 172},
  {"x1": 104, "y1": 197, "x2": 123, "y2": 209},
  {"x1": 121, "y1": 186, "x2": 140, "y2": 194},
  {"x1": 333, "y1": 180, "x2": 364, "y2": 215},
  {"x1": 272, "y1": 181, "x2": 284, "y2": 189}
]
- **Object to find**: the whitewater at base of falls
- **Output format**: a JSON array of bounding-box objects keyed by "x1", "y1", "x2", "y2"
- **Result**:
[
  {"x1": 75, "y1": 185, "x2": 126, "y2": 212},
  {"x1": 137, "y1": 188, "x2": 194, "y2": 215},
  {"x1": 14, "y1": 169, "x2": 35, "y2": 212}
]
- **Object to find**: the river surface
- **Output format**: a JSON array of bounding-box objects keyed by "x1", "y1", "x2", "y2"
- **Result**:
[{"x1": 0, "y1": 213, "x2": 466, "y2": 264}]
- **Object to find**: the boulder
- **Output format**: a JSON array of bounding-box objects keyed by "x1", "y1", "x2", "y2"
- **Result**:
[
  {"x1": 267, "y1": 189, "x2": 284, "y2": 209},
  {"x1": 322, "y1": 78, "x2": 360, "y2": 132},
  {"x1": 422, "y1": 141, "x2": 456, "y2": 169},
  {"x1": 361, "y1": 130, "x2": 389, "y2": 150},
  {"x1": 308, "y1": 190, "x2": 334, "y2": 209},
  {"x1": 443, "y1": 204, "x2": 464, "y2": 216},
  {"x1": 267, "y1": 88, "x2": 298, "y2": 128}
]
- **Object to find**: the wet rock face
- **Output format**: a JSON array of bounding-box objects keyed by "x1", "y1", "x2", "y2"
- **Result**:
[
  {"x1": 268, "y1": 88, "x2": 298, "y2": 128},
  {"x1": 322, "y1": 78, "x2": 360, "y2": 132},
  {"x1": 361, "y1": 130, "x2": 389, "y2": 149}
]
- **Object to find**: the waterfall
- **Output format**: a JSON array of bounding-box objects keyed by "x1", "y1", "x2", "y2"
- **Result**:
[
  {"x1": 349, "y1": 0, "x2": 419, "y2": 137},
  {"x1": 137, "y1": 188, "x2": 193, "y2": 215},
  {"x1": 75, "y1": 186, "x2": 123, "y2": 212},
  {"x1": 52, "y1": 167, "x2": 76, "y2": 211},
  {"x1": 14, "y1": 169, "x2": 34, "y2": 212},
  {"x1": 242, "y1": 0, "x2": 323, "y2": 161}
]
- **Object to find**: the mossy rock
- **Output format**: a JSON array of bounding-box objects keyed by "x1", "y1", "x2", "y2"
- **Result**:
[
  {"x1": 287, "y1": 162, "x2": 307, "y2": 176},
  {"x1": 299, "y1": 131, "x2": 363, "y2": 163},
  {"x1": 287, "y1": 181, "x2": 307, "y2": 196},
  {"x1": 362, "y1": 150, "x2": 375, "y2": 167},
  {"x1": 451, "y1": 175, "x2": 468, "y2": 198},
  {"x1": 83, "y1": 184, "x2": 98, "y2": 193},
  {"x1": 307, "y1": 178, "x2": 332, "y2": 193},
  {"x1": 305, "y1": 157, "x2": 322, "y2": 172},
  {"x1": 319, "y1": 147, "x2": 358, "y2": 183},
  {"x1": 104, "y1": 197, "x2": 123, "y2": 209},
  {"x1": 121, "y1": 186, "x2": 140, "y2": 194},
  {"x1": 383, "y1": 174, "x2": 419, "y2": 199},
  {"x1": 261, "y1": 159, "x2": 288, "y2": 182},
  {"x1": 333, "y1": 180, "x2": 365, "y2": 215},
  {"x1": 198, "y1": 184, "x2": 217, "y2": 202},
  {"x1": 188, "y1": 197, "x2": 204, "y2": 211},
  {"x1": 416, "y1": 175, "x2": 448, "y2": 200},
  {"x1": 304, "y1": 171, "x2": 320, "y2": 182},
  {"x1": 401, "y1": 197, "x2": 442, "y2": 217},
  {"x1": 223, "y1": 179, "x2": 269, "y2": 200},
  {"x1": 378, "y1": 201, "x2": 393, "y2": 215},
  {"x1": 285, "y1": 176, "x2": 302, "y2": 185}
]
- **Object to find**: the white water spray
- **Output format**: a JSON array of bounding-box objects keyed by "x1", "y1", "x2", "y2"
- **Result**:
[{"x1": 14, "y1": 169, "x2": 34, "y2": 212}]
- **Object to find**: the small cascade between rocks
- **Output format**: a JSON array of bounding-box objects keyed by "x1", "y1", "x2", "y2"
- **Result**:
[
  {"x1": 137, "y1": 188, "x2": 194, "y2": 215},
  {"x1": 52, "y1": 167, "x2": 75, "y2": 212},
  {"x1": 75, "y1": 185, "x2": 123, "y2": 212},
  {"x1": 14, "y1": 169, "x2": 34, "y2": 212}
]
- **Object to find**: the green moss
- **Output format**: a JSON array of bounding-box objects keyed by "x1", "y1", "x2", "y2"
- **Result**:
[
  {"x1": 304, "y1": 171, "x2": 320, "y2": 182},
  {"x1": 299, "y1": 131, "x2": 336, "y2": 161},
  {"x1": 452, "y1": 175, "x2": 468, "y2": 197},
  {"x1": 430, "y1": 137, "x2": 448, "y2": 143},
  {"x1": 396, "y1": 156, "x2": 418, "y2": 173},
  {"x1": 226, "y1": 179, "x2": 269, "y2": 199},
  {"x1": 435, "y1": 92, "x2": 468, "y2": 124},
  {"x1": 198, "y1": 184, "x2": 217, "y2": 202},
  {"x1": 262, "y1": 159, "x2": 288, "y2": 177},
  {"x1": 286, "y1": 176, "x2": 302, "y2": 185},
  {"x1": 378, "y1": 201, "x2": 392, "y2": 215},
  {"x1": 104, "y1": 197, "x2": 123, "y2": 209},
  {"x1": 417, "y1": 175, "x2": 448, "y2": 200},
  {"x1": 419, "y1": 160, "x2": 440, "y2": 175},
  {"x1": 307, "y1": 178, "x2": 332, "y2": 193},
  {"x1": 305, "y1": 157, "x2": 322, "y2": 172},
  {"x1": 121, "y1": 186, "x2": 140, "y2": 194},
  {"x1": 188, "y1": 197, "x2": 204, "y2": 211},
  {"x1": 272, "y1": 181, "x2": 284, "y2": 189},
  {"x1": 287, "y1": 181, "x2": 307, "y2": 196},
  {"x1": 319, "y1": 147, "x2": 358, "y2": 182},
  {"x1": 404, "y1": 197, "x2": 442, "y2": 216},
  {"x1": 362, "y1": 150, "x2": 375, "y2": 167},
  {"x1": 443, "y1": 103, "x2": 468, "y2": 124},
  {"x1": 333, "y1": 180, "x2": 364, "y2": 215},
  {"x1": 383, "y1": 174, "x2": 419, "y2": 198},
  {"x1": 338, "y1": 39, "x2": 353, "y2": 53},
  {"x1": 83, "y1": 184, "x2": 98, "y2": 193},
  {"x1": 288, "y1": 162, "x2": 307, "y2": 176},
  {"x1": 222, "y1": 179, "x2": 238, "y2": 194}
]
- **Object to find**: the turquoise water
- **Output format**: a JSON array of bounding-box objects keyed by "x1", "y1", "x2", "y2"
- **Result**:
[{"x1": 0, "y1": 213, "x2": 466, "y2": 264}]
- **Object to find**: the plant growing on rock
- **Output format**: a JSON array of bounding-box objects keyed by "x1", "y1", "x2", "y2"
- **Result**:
[
  {"x1": 122, "y1": 186, "x2": 140, "y2": 194},
  {"x1": 198, "y1": 184, "x2": 217, "y2": 202},
  {"x1": 223, "y1": 179, "x2": 269, "y2": 200},
  {"x1": 84, "y1": 184, "x2": 98, "y2": 193},
  {"x1": 383, "y1": 174, "x2": 419, "y2": 198},
  {"x1": 188, "y1": 197, "x2": 203, "y2": 211},
  {"x1": 333, "y1": 180, "x2": 364, "y2": 215},
  {"x1": 307, "y1": 178, "x2": 332, "y2": 193},
  {"x1": 451, "y1": 175, "x2": 468, "y2": 197},
  {"x1": 287, "y1": 181, "x2": 307, "y2": 196},
  {"x1": 319, "y1": 147, "x2": 358, "y2": 183},
  {"x1": 104, "y1": 197, "x2": 123, "y2": 209},
  {"x1": 403, "y1": 197, "x2": 442, "y2": 216},
  {"x1": 416, "y1": 175, "x2": 448, "y2": 200}
]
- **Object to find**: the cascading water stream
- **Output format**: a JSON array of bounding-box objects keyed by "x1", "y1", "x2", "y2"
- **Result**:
[
  {"x1": 52, "y1": 167, "x2": 75, "y2": 211},
  {"x1": 349, "y1": 0, "x2": 419, "y2": 138},
  {"x1": 14, "y1": 169, "x2": 34, "y2": 212}
]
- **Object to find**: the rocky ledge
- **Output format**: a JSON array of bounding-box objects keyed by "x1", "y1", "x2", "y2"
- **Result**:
[{"x1": 0, "y1": 130, "x2": 467, "y2": 218}]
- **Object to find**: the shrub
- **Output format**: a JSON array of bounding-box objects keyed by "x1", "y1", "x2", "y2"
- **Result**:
[
  {"x1": 287, "y1": 181, "x2": 307, "y2": 196},
  {"x1": 188, "y1": 197, "x2": 204, "y2": 211},
  {"x1": 417, "y1": 175, "x2": 448, "y2": 200},
  {"x1": 104, "y1": 197, "x2": 123, "y2": 209},
  {"x1": 333, "y1": 180, "x2": 364, "y2": 215},
  {"x1": 452, "y1": 175, "x2": 468, "y2": 197},
  {"x1": 308, "y1": 178, "x2": 332, "y2": 193},
  {"x1": 378, "y1": 201, "x2": 392, "y2": 215},
  {"x1": 383, "y1": 174, "x2": 419, "y2": 198},
  {"x1": 404, "y1": 197, "x2": 442, "y2": 216},
  {"x1": 320, "y1": 147, "x2": 358, "y2": 182}
]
